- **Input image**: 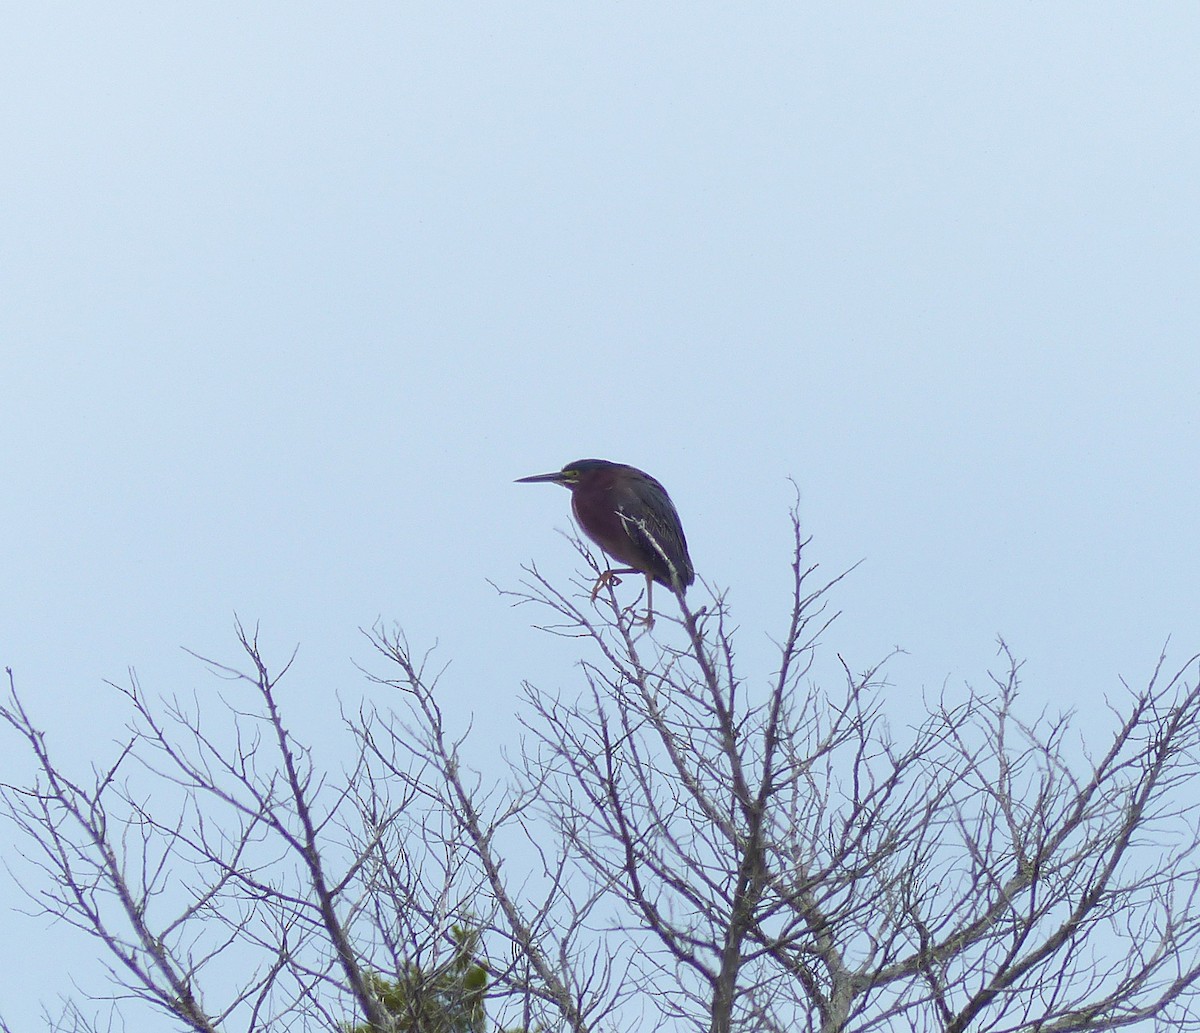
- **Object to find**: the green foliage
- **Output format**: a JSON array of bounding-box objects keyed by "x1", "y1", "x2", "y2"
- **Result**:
[{"x1": 345, "y1": 926, "x2": 490, "y2": 1033}]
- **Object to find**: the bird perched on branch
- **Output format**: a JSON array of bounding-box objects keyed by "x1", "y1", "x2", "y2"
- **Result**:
[{"x1": 516, "y1": 459, "x2": 695, "y2": 627}]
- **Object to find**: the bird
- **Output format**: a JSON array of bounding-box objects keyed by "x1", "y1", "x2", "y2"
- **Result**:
[{"x1": 516, "y1": 459, "x2": 695, "y2": 626}]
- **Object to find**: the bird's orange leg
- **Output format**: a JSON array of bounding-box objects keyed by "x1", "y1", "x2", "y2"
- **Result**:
[
  {"x1": 631, "y1": 574, "x2": 655, "y2": 628},
  {"x1": 591, "y1": 567, "x2": 656, "y2": 628},
  {"x1": 613, "y1": 573, "x2": 656, "y2": 628}
]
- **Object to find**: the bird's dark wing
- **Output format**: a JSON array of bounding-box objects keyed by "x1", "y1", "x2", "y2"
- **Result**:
[{"x1": 614, "y1": 475, "x2": 695, "y2": 592}]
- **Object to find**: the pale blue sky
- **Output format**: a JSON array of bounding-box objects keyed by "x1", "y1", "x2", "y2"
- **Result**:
[{"x1": 2, "y1": 5, "x2": 1198, "y2": 1027}]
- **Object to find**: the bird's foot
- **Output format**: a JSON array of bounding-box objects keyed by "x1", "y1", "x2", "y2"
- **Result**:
[
  {"x1": 623, "y1": 604, "x2": 655, "y2": 629},
  {"x1": 590, "y1": 570, "x2": 623, "y2": 601}
]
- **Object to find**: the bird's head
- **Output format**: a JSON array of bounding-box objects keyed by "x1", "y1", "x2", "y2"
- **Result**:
[{"x1": 515, "y1": 459, "x2": 617, "y2": 491}]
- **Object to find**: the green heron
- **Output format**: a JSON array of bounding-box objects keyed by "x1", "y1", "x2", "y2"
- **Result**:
[{"x1": 516, "y1": 459, "x2": 695, "y2": 626}]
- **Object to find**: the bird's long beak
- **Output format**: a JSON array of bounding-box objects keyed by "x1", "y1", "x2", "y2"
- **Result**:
[{"x1": 514, "y1": 471, "x2": 568, "y2": 485}]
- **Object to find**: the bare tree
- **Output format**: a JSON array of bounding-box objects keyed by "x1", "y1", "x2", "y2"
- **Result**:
[
  {"x1": 0, "y1": 625, "x2": 495, "y2": 1032},
  {"x1": 4, "y1": 516, "x2": 1200, "y2": 1032}
]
